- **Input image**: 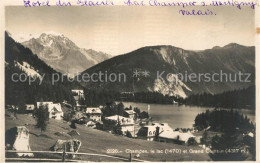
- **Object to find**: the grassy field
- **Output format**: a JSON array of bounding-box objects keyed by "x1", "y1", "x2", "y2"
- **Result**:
[{"x1": 5, "y1": 112, "x2": 211, "y2": 161}]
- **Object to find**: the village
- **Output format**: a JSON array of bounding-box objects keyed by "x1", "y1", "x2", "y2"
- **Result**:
[
  {"x1": 6, "y1": 89, "x2": 202, "y2": 146},
  {"x1": 5, "y1": 89, "x2": 255, "y2": 161}
]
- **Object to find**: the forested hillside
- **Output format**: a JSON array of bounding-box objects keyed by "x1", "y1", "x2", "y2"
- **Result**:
[
  {"x1": 5, "y1": 32, "x2": 80, "y2": 106},
  {"x1": 184, "y1": 86, "x2": 255, "y2": 109}
]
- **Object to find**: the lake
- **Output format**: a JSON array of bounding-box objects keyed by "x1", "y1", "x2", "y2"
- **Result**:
[{"x1": 122, "y1": 102, "x2": 255, "y2": 129}]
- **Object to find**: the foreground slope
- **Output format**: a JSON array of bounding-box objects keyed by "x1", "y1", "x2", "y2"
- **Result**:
[{"x1": 5, "y1": 113, "x2": 211, "y2": 161}]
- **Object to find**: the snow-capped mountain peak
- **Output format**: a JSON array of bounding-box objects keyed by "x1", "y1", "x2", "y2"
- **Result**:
[
  {"x1": 11, "y1": 31, "x2": 65, "y2": 43},
  {"x1": 37, "y1": 32, "x2": 77, "y2": 49},
  {"x1": 20, "y1": 32, "x2": 112, "y2": 76},
  {"x1": 11, "y1": 33, "x2": 41, "y2": 43}
]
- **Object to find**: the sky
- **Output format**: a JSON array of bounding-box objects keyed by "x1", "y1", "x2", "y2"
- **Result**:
[{"x1": 5, "y1": 6, "x2": 255, "y2": 56}]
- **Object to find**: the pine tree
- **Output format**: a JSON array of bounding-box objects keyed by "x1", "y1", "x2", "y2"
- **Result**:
[
  {"x1": 35, "y1": 104, "x2": 49, "y2": 134},
  {"x1": 114, "y1": 116, "x2": 123, "y2": 135}
]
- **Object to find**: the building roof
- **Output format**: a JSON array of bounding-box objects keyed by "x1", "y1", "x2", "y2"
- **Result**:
[
  {"x1": 86, "y1": 107, "x2": 102, "y2": 114},
  {"x1": 86, "y1": 120, "x2": 97, "y2": 125},
  {"x1": 25, "y1": 104, "x2": 35, "y2": 110},
  {"x1": 159, "y1": 130, "x2": 179, "y2": 140},
  {"x1": 124, "y1": 110, "x2": 136, "y2": 115},
  {"x1": 105, "y1": 115, "x2": 134, "y2": 125},
  {"x1": 150, "y1": 123, "x2": 173, "y2": 132},
  {"x1": 248, "y1": 132, "x2": 254, "y2": 137},
  {"x1": 72, "y1": 89, "x2": 84, "y2": 93},
  {"x1": 50, "y1": 103, "x2": 63, "y2": 113},
  {"x1": 159, "y1": 130, "x2": 195, "y2": 143},
  {"x1": 26, "y1": 104, "x2": 34, "y2": 106},
  {"x1": 36, "y1": 102, "x2": 53, "y2": 108},
  {"x1": 37, "y1": 102, "x2": 62, "y2": 113},
  {"x1": 137, "y1": 123, "x2": 174, "y2": 138},
  {"x1": 73, "y1": 96, "x2": 80, "y2": 101},
  {"x1": 72, "y1": 90, "x2": 84, "y2": 96}
]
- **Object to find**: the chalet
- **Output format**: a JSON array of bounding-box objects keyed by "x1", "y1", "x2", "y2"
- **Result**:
[
  {"x1": 6, "y1": 105, "x2": 18, "y2": 111},
  {"x1": 137, "y1": 125, "x2": 157, "y2": 141},
  {"x1": 158, "y1": 130, "x2": 195, "y2": 144},
  {"x1": 25, "y1": 104, "x2": 35, "y2": 113},
  {"x1": 86, "y1": 107, "x2": 102, "y2": 122},
  {"x1": 74, "y1": 111, "x2": 85, "y2": 120},
  {"x1": 85, "y1": 120, "x2": 97, "y2": 128},
  {"x1": 123, "y1": 109, "x2": 136, "y2": 119},
  {"x1": 36, "y1": 102, "x2": 53, "y2": 109},
  {"x1": 104, "y1": 115, "x2": 135, "y2": 136},
  {"x1": 137, "y1": 123, "x2": 173, "y2": 141},
  {"x1": 36, "y1": 102, "x2": 63, "y2": 120},
  {"x1": 71, "y1": 89, "x2": 84, "y2": 98}
]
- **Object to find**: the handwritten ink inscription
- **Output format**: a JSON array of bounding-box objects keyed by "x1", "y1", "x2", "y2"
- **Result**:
[
  {"x1": 22, "y1": 0, "x2": 257, "y2": 16},
  {"x1": 77, "y1": 0, "x2": 114, "y2": 6},
  {"x1": 56, "y1": 0, "x2": 72, "y2": 6},
  {"x1": 124, "y1": 0, "x2": 145, "y2": 6},
  {"x1": 23, "y1": 0, "x2": 50, "y2": 7}
]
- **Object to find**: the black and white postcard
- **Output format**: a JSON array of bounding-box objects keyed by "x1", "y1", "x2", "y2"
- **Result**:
[{"x1": 0, "y1": 0, "x2": 259, "y2": 162}]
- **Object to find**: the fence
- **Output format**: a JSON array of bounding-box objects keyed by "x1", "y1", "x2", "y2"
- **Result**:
[{"x1": 5, "y1": 150, "x2": 144, "y2": 162}]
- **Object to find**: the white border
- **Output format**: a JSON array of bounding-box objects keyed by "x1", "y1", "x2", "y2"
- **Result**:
[{"x1": 0, "y1": 0, "x2": 259, "y2": 162}]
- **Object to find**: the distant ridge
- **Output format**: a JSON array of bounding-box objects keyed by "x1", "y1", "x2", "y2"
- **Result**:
[{"x1": 78, "y1": 44, "x2": 255, "y2": 98}]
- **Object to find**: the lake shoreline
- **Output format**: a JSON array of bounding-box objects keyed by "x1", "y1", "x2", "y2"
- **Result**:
[
  {"x1": 118, "y1": 101, "x2": 255, "y2": 111},
  {"x1": 121, "y1": 101, "x2": 255, "y2": 129}
]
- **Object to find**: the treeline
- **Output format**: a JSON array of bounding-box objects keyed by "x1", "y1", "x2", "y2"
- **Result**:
[
  {"x1": 194, "y1": 109, "x2": 254, "y2": 132},
  {"x1": 119, "y1": 92, "x2": 179, "y2": 104},
  {"x1": 184, "y1": 85, "x2": 255, "y2": 109},
  {"x1": 80, "y1": 89, "x2": 121, "y2": 107},
  {"x1": 5, "y1": 32, "x2": 79, "y2": 106},
  {"x1": 101, "y1": 102, "x2": 149, "y2": 119},
  {"x1": 81, "y1": 90, "x2": 181, "y2": 106},
  {"x1": 194, "y1": 109, "x2": 255, "y2": 161}
]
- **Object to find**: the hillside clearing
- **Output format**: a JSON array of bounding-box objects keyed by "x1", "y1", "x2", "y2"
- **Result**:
[{"x1": 5, "y1": 113, "x2": 211, "y2": 161}]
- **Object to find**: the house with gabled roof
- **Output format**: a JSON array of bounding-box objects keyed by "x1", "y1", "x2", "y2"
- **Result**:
[
  {"x1": 124, "y1": 109, "x2": 136, "y2": 119},
  {"x1": 104, "y1": 115, "x2": 135, "y2": 136},
  {"x1": 36, "y1": 102, "x2": 63, "y2": 120},
  {"x1": 86, "y1": 107, "x2": 102, "y2": 122},
  {"x1": 137, "y1": 123, "x2": 173, "y2": 141},
  {"x1": 158, "y1": 130, "x2": 195, "y2": 144},
  {"x1": 25, "y1": 104, "x2": 35, "y2": 111}
]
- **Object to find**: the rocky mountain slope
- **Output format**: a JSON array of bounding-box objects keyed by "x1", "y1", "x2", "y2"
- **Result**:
[
  {"x1": 5, "y1": 32, "x2": 79, "y2": 105},
  {"x1": 20, "y1": 33, "x2": 111, "y2": 76},
  {"x1": 78, "y1": 44, "x2": 255, "y2": 98}
]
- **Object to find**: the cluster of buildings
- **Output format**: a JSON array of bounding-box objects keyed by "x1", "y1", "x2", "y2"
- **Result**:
[
  {"x1": 7, "y1": 89, "x2": 198, "y2": 146},
  {"x1": 82, "y1": 106, "x2": 136, "y2": 136},
  {"x1": 137, "y1": 123, "x2": 197, "y2": 144},
  {"x1": 83, "y1": 106, "x2": 196, "y2": 145},
  {"x1": 104, "y1": 115, "x2": 135, "y2": 135},
  {"x1": 6, "y1": 102, "x2": 64, "y2": 120}
]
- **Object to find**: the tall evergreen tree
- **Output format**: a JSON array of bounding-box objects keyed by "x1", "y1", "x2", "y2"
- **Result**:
[{"x1": 35, "y1": 104, "x2": 49, "y2": 134}]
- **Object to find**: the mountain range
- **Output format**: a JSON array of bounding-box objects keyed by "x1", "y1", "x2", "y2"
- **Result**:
[
  {"x1": 7, "y1": 31, "x2": 255, "y2": 98},
  {"x1": 78, "y1": 44, "x2": 255, "y2": 98},
  {"x1": 5, "y1": 32, "x2": 79, "y2": 105},
  {"x1": 18, "y1": 32, "x2": 111, "y2": 76}
]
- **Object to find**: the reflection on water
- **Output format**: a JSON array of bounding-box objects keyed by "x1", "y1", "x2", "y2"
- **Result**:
[{"x1": 122, "y1": 102, "x2": 255, "y2": 130}]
